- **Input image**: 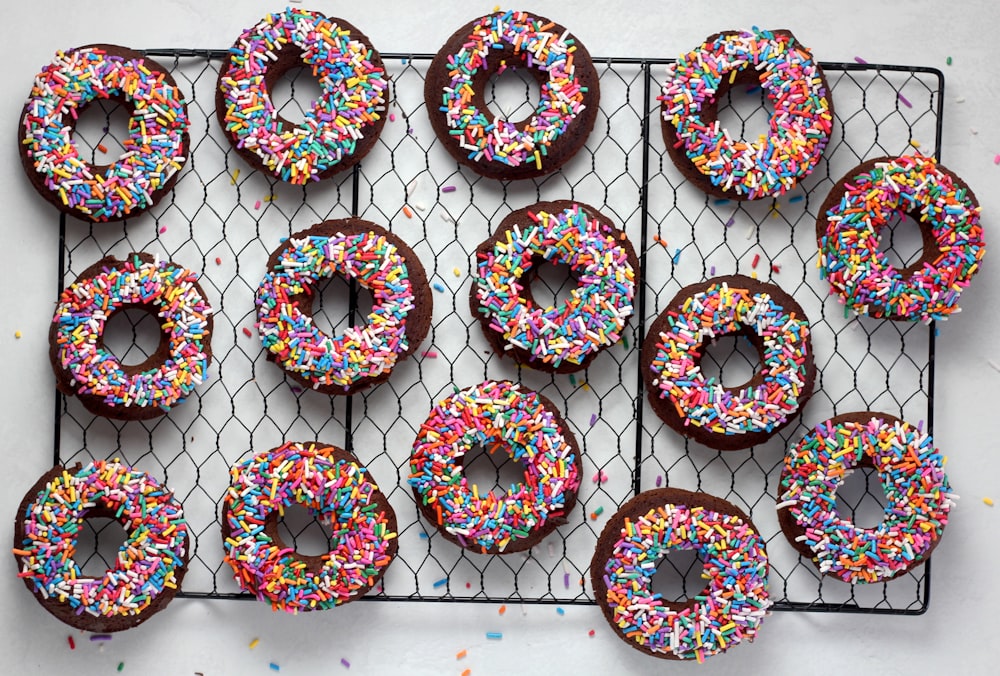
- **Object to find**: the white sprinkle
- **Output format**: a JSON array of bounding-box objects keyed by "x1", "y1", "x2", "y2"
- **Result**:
[
  {"x1": 955, "y1": 97, "x2": 966, "y2": 103},
  {"x1": 988, "y1": 359, "x2": 1000, "y2": 373}
]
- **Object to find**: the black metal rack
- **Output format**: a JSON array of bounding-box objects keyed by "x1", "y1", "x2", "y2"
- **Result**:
[{"x1": 52, "y1": 50, "x2": 943, "y2": 615}]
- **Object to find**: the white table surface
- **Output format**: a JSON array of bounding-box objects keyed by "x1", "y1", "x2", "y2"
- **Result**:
[{"x1": 2, "y1": 1, "x2": 997, "y2": 673}]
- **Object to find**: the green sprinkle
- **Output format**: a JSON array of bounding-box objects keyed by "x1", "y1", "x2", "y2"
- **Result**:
[
  {"x1": 117, "y1": 664, "x2": 124, "y2": 673},
  {"x1": 946, "y1": 56, "x2": 952, "y2": 66}
]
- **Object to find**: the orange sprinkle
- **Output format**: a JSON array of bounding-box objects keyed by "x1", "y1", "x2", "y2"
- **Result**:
[
  {"x1": 97, "y1": 143, "x2": 108, "y2": 154},
  {"x1": 403, "y1": 205, "x2": 414, "y2": 218},
  {"x1": 461, "y1": 670, "x2": 471, "y2": 676},
  {"x1": 498, "y1": 604, "x2": 506, "y2": 615},
  {"x1": 456, "y1": 649, "x2": 467, "y2": 660}
]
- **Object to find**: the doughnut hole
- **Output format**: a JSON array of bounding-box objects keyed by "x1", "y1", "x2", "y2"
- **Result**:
[
  {"x1": 877, "y1": 211, "x2": 931, "y2": 274},
  {"x1": 649, "y1": 546, "x2": 708, "y2": 604},
  {"x1": 834, "y1": 465, "x2": 889, "y2": 529},
  {"x1": 462, "y1": 442, "x2": 526, "y2": 500},
  {"x1": 269, "y1": 64, "x2": 325, "y2": 126},
  {"x1": 102, "y1": 307, "x2": 166, "y2": 368},
  {"x1": 275, "y1": 503, "x2": 334, "y2": 557},
  {"x1": 310, "y1": 275, "x2": 376, "y2": 338},
  {"x1": 711, "y1": 68, "x2": 774, "y2": 151},
  {"x1": 72, "y1": 98, "x2": 130, "y2": 164},
  {"x1": 77, "y1": 516, "x2": 129, "y2": 577},
  {"x1": 698, "y1": 333, "x2": 762, "y2": 389},
  {"x1": 525, "y1": 257, "x2": 582, "y2": 313},
  {"x1": 486, "y1": 66, "x2": 542, "y2": 123}
]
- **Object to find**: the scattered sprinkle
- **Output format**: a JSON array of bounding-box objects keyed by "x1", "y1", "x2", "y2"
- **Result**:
[
  {"x1": 592, "y1": 470, "x2": 608, "y2": 484},
  {"x1": 456, "y1": 649, "x2": 467, "y2": 660},
  {"x1": 389, "y1": 113, "x2": 395, "y2": 122},
  {"x1": 994, "y1": 155, "x2": 1000, "y2": 166},
  {"x1": 710, "y1": 265, "x2": 716, "y2": 276},
  {"x1": 486, "y1": 632, "x2": 503, "y2": 640},
  {"x1": 985, "y1": 497, "x2": 994, "y2": 507},
  {"x1": 215, "y1": 257, "x2": 222, "y2": 265},
  {"x1": 340, "y1": 658, "x2": 351, "y2": 669},
  {"x1": 854, "y1": 56, "x2": 868, "y2": 64},
  {"x1": 713, "y1": 199, "x2": 730, "y2": 206},
  {"x1": 421, "y1": 350, "x2": 438, "y2": 358},
  {"x1": 955, "y1": 97, "x2": 966, "y2": 103},
  {"x1": 946, "y1": 56, "x2": 952, "y2": 66},
  {"x1": 15, "y1": 331, "x2": 22, "y2": 339},
  {"x1": 589, "y1": 413, "x2": 598, "y2": 428},
  {"x1": 897, "y1": 92, "x2": 913, "y2": 108},
  {"x1": 590, "y1": 506, "x2": 604, "y2": 520},
  {"x1": 656, "y1": 475, "x2": 663, "y2": 487},
  {"x1": 269, "y1": 663, "x2": 280, "y2": 672},
  {"x1": 452, "y1": 267, "x2": 461, "y2": 277},
  {"x1": 499, "y1": 604, "x2": 506, "y2": 615},
  {"x1": 441, "y1": 185, "x2": 457, "y2": 193},
  {"x1": 230, "y1": 169, "x2": 240, "y2": 185},
  {"x1": 117, "y1": 663, "x2": 125, "y2": 672},
  {"x1": 418, "y1": 532, "x2": 428, "y2": 539},
  {"x1": 752, "y1": 253, "x2": 760, "y2": 268},
  {"x1": 623, "y1": 336, "x2": 629, "y2": 350},
  {"x1": 67, "y1": 636, "x2": 75, "y2": 650},
  {"x1": 97, "y1": 143, "x2": 108, "y2": 154},
  {"x1": 988, "y1": 360, "x2": 1000, "y2": 373},
  {"x1": 788, "y1": 195, "x2": 804, "y2": 203},
  {"x1": 557, "y1": 607, "x2": 565, "y2": 616},
  {"x1": 433, "y1": 577, "x2": 449, "y2": 588},
  {"x1": 242, "y1": 327, "x2": 252, "y2": 338},
  {"x1": 461, "y1": 670, "x2": 471, "y2": 676},
  {"x1": 402, "y1": 205, "x2": 414, "y2": 218},
  {"x1": 569, "y1": 374, "x2": 576, "y2": 386},
  {"x1": 432, "y1": 282, "x2": 446, "y2": 292},
  {"x1": 725, "y1": 217, "x2": 735, "y2": 227},
  {"x1": 563, "y1": 572, "x2": 570, "y2": 588},
  {"x1": 254, "y1": 199, "x2": 262, "y2": 210},
  {"x1": 406, "y1": 177, "x2": 419, "y2": 197},
  {"x1": 672, "y1": 248, "x2": 682, "y2": 264},
  {"x1": 249, "y1": 638, "x2": 260, "y2": 650},
  {"x1": 771, "y1": 265, "x2": 781, "y2": 274},
  {"x1": 90, "y1": 634, "x2": 112, "y2": 641},
  {"x1": 588, "y1": 629, "x2": 596, "y2": 637},
  {"x1": 159, "y1": 226, "x2": 167, "y2": 234},
  {"x1": 971, "y1": 128, "x2": 978, "y2": 135}
]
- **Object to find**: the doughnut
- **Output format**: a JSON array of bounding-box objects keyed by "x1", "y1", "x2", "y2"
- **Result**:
[
  {"x1": 777, "y1": 412, "x2": 956, "y2": 583},
  {"x1": 19, "y1": 44, "x2": 190, "y2": 221},
  {"x1": 12, "y1": 459, "x2": 189, "y2": 632},
  {"x1": 425, "y1": 9, "x2": 600, "y2": 180},
  {"x1": 217, "y1": 7, "x2": 389, "y2": 183},
  {"x1": 659, "y1": 28, "x2": 833, "y2": 200},
  {"x1": 255, "y1": 219, "x2": 431, "y2": 395},
  {"x1": 49, "y1": 253, "x2": 213, "y2": 420},
  {"x1": 590, "y1": 487, "x2": 771, "y2": 661},
  {"x1": 408, "y1": 380, "x2": 582, "y2": 554},
  {"x1": 222, "y1": 441, "x2": 397, "y2": 612},
  {"x1": 641, "y1": 275, "x2": 815, "y2": 450},
  {"x1": 470, "y1": 201, "x2": 638, "y2": 373},
  {"x1": 817, "y1": 155, "x2": 986, "y2": 322}
]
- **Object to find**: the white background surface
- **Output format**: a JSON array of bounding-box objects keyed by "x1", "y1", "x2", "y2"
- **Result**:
[{"x1": 2, "y1": 1, "x2": 998, "y2": 673}]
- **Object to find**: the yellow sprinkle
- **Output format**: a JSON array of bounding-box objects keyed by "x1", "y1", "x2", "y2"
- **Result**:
[
  {"x1": 453, "y1": 267, "x2": 461, "y2": 277},
  {"x1": 751, "y1": 271, "x2": 758, "y2": 279},
  {"x1": 985, "y1": 497, "x2": 994, "y2": 506},
  {"x1": 230, "y1": 169, "x2": 240, "y2": 184},
  {"x1": 249, "y1": 638, "x2": 259, "y2": 649},
  {"x1": 492, "y1": 4, "x2": 500, "y2": 10},
  {"x1": 909, "y1": 139, "x2": 921, "y2": 148},
  {"x1": 14, "y1": 331, "x2": 22, "y2": 339}
]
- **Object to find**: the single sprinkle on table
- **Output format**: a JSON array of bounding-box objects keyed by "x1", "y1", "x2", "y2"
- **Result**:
[
  {"x1": 159, "y1": 226, "x2": 167, "y2": 234},
  {"x1": 97, "y1": 143, "x2": 109, "y2": 154},
  {"x1": 90, "y1": 634, "x2": 112, "y2": 641},
  {"x1": 340, "y1": 657, "x2": 351, "y2": 669},
  {"x1": 556, "y1": 607, "x2": 565, "y2": 616},
  {"x1": 955, "y1": 97, "x2": 966, "y2": 103},
  {"x1": 461, "y1": 670, "x2": 472, "y2": 676},
  {"x1": 432, "y1": 282, "x2": 446, "y2": 292},
  {"x1": 588, "y1": 629, "x2": 596, "y2": 637},
  {"x1": 402, "y1": 205, "x2": 414, "y2": 218},
  {"x1": 14, "y1": 330, "x2": 22, "y2": 339},
  {"x1": 269, "y1": 663, "x2": 280, "y2": 672},
  {"x1": 710, "y1": 265, "x2": 716, "y2": 276},
  {"x1": 433, "y1": 577, "x2": 448, "y2": 588},
  {"x1": 249, "y1": 638, "x2": 260, "y2": 649},
  {"x1": 854, "y1": 56, "x2": 868, "y2": 64},
  {"x1": 590, "y1": 506, "x2": 604, "y2": 520},
  {"x1": 452, "y1": 267, "x2": 461, "y2": 277},
  {"x1": 254, "y1": 199, "x2": 262, "y2": 210},
  {"x1": 672, "y1": 248, "x2": 682, "y2": 264},
  {"x1": 994, "y1": 154, "x2": 1000, "y2": 166},
  {"x1": 985, "y1": 497, "x2": 995, "y2": 507},
  {"x1": 623, "y1": 335, "x2": 629, "y2": 350},
  {"x1": 486, "y1": 632, "x2": 503, "y2": 640},
  {"x1": 725, "y1": 216, "x2": 735, "y2": 227},
  {"x1": 456, "y1": 649, "x2": 468, "y2": 660},
  {"x1": 569, "y1": 374, "x2": 576, "y2": 386},
  {"x1": 563, "y1": 572, "x2": 570, "y2": 588},
  {"x1": 897, "y1": 92, "x2": 913, "y2": 108},
  {"x1": 230, "y1": 169, "x2": 240, "y2": 185},
  {"x1": 946, "y1": 56, "x2": 953, "y2": 66},
  {"x1": 67, "y1": 636, "x2": 75, "y2": 650},
  {"x1": 117, "y1": 664, "x2": 124, "y2": 673},
  {"x1": 752, "y1": 253, "x2": 760, "y2": 268},
  {"x1": 788, "y1": 195, "x2": 804, "y2": 203},
  {"x1": 499, "y1": 604, "x2": 506, "y2": 615},
  {"x1": 441, "y1": 185, "x2": 457, "y2": 193},
  {"x1": 215, "y1": 257, "x2": 222, "y2": 265},
  {"x1": 589, "y1": 413, "x2": 598, "y2": 428},
  {"x1": 242, "y1": 327, "x2": 252, "y2": 338},
  {"x1": 389, "y1": 113, "x2": 395, "y2": 122},
  {"x1": 987, "y1": 359, "x2": 1000, "y2": 373},
  {"x1": 771, "y1": 264, "x2": 781, "y2": 274},
  {"x1": 909, "y1": 139, "x2": 921, "y2": 148},
  {"x1": 421, "y1": 350, "x2": 438, "y2": 358},
  {"x1": 713, "y1": 199, "x2": 730, "y2": 206},
  {"x1": 656, "y1": 475, "x2": 663, "y2": 487}
]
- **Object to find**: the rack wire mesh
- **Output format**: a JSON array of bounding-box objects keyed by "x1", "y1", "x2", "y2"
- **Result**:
[{"x1": 50, "y1": 50, "x2": 943, "y2": 614}]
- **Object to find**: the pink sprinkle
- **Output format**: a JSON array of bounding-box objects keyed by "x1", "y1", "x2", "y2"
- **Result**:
[
  {"x1": 159, "y1": 226, "x2": 167, "y2": 234},
  {"x1": 854, "y1": 56, "x2": 868, "y2": 64},
  {"x1": 242, "y1": 327, "x2": 252, "y2": 338},
  {"x1": 421, "y1": 350, "x2": 438, "y2": 358},
  {"x1": 389, "y1": 113, "x2": 396, "y2": 122},
  {"x1": 254, "y1": 200, "x2": 262, "y2": 210},
  {"x1": 897, "y1": 92, "x2": 913, "y2": 108},
  {"x1": 592, "y1": 470, "x2": 608, "y2": 484},
  {"x1": 340, "y1": 658, "x2": 351, "y2": 669},
  {"x1": 589, "y1": 413, "x2": 597, "y2": 427},
  {"x1": 994, "y1": 154, "x2": 1000, "y2": 165},
  {"x1": 441, "y1": 185, "x2": 456, "y2": 193}
]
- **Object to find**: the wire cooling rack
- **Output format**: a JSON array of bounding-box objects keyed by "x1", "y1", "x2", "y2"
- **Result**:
[{"x1": 50, "y1": 50, "x2": 944, "y2": 615}]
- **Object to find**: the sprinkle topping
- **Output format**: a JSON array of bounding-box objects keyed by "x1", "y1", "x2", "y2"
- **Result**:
[
  {"x1": 599, "y1": 501, "x2": 770, "y2": 660},
  {"x1": 779, "y1": 414, "x2": 955, "y2": 583},
  {"x1": 437, "y1": 10, "x2": 590, "y2": 170},
  {"x1": 51, "y1": 255, "x2": 212, "y2": 413},
  {"x1": 21, "y1": 46, "x2": 189, "y2": 221},
  {"x1": 648, "y1": 279, "x2": 811, "y2": 438},
  {"x1": 255, "y1": 227, "x2": 419, "y2": 391},
  {"x1": 219, "y1": 8, "x2": 388, "y2": 183},
  {"x1": 409, "y1": 380, "x2": 581, "y2": 554},
  {"x1": 819, "y1": 155, "x2": 986, "y2": 322},
  {"x1": 14, "y1": 460, "x2": 188, "y2": 621},
  {"x1": 660, "y1": 28, "x2": 833, "y2": 199},
  {"x1": 473, "y1": 204, "x2": 636, "y2": 368},
  {"x1": 222, "y1": 442, "x2": 397, "y2": 613}
]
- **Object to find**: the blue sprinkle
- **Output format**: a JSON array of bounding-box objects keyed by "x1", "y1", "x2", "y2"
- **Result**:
[
  {"x1": 433, "y1": 577, "x2": 448, "y2": 588},
  {"x1": 486, "y1": 632, "x2": 503, "y2": 640},
  {"x1": 432, "y1": 282, "x2": 445, "y2": 293},
  {"x1": 556, "y1": 607, "x2": 565, "y2": 616},
  {"x1": 789, "y1": 195, "x2": 805, "y2": 203}
]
